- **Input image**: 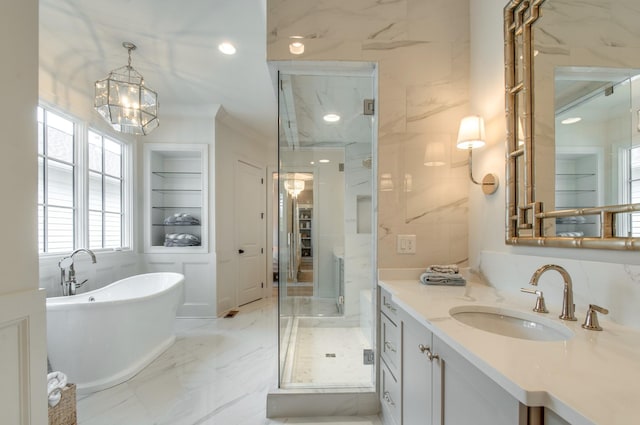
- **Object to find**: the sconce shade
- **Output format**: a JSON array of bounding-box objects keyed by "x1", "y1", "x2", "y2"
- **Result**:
[
  {"x1": 456, "y1": 115, "x2": 485, "y2": 149},
  {"x1": 95, "y1": 42, "x2": 159, "y2": 135},
  {"x1": 424, "y1": 140, "x2": 446, "y2": 166}
]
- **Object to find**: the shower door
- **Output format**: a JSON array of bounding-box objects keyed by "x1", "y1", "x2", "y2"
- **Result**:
[{"x1": 277, "y1": 64, "x2": 377, "y2": 390}]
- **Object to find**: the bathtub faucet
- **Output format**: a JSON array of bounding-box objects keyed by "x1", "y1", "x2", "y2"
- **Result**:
[{"x1": 58, "y1": 249, "x2": 97, "y2": 296}]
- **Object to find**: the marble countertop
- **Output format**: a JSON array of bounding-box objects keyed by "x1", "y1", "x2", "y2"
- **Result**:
[{"x1": 378, "y1": 271, "x2": 640, "y2": 425}]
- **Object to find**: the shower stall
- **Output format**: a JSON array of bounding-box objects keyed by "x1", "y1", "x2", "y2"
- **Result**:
[{"x1": 276, "y1": 63, "x2": 377, "y2": 390}]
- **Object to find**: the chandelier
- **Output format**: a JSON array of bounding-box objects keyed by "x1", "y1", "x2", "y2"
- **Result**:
[
  {"x1": 284, "y1": 179, "x2": 305, "y2": 197},
  {"x1": 95, "y1": 42, "x2": 159, "y2": 135}
]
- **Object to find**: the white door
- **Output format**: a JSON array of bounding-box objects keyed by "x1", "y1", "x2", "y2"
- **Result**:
[{"x1": 235, "y1": 160, "x2": 265, "y2": 305}]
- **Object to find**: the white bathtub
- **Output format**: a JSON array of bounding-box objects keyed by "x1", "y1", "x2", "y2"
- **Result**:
[{"x1": 46, "y1": 272, "x2": 185, "y2": 394}]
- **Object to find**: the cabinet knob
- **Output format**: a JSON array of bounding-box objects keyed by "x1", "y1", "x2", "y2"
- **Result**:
[
  {"x1": 383, "y1": 301, "x2": 397, "y2": 313},
  {"x1": 383, "y1": 391, "x2": 396, "y2": 407},
  {"x1": 418, "y1": 344, "x2": 439, "y2": 361},
  {"x1": 384, "y1": 341, "x2": 397, "y2": 353}
]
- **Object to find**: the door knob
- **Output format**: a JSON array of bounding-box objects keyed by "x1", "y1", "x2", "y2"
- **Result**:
[{"x1": 238, "y1": 249, "x2": 245, "y2": 254}]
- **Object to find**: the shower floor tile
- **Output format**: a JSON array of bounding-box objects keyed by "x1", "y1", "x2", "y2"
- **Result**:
[{"x1": 286, "y1": 326, "x2": 372, "y2": 387}]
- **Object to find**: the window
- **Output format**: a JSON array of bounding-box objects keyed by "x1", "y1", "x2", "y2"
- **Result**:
[
  {"x1": 88, "y1": 131, "x2": 125, "y2": 249},
  {"x1": 38, "y1": 105, "x2": 130, "y2": 254},
  {"x1": 38, "y1": 107, "x2": 76, "y2": 253}
]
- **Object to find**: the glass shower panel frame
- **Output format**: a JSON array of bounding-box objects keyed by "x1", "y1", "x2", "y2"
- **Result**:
[{"x1": 276, "y1": 64, "x2": 377, "y2": 390}]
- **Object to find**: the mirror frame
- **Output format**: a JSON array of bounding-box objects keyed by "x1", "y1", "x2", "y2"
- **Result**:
[{"x1": 504, "y1": 0, "x2": 640, "y2": 250}]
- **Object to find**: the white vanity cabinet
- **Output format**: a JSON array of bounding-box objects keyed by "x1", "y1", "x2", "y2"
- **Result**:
[
  {"x1": 431, "y1": 335, "x2": 525, "y2": 425},
  {"x1": 400, "y1": 311, "x2": 433, "y2": 424},
  {"x1": 379, "y1": 287, "x2": 401, "y2": 425},
  {"x1": 380, "y1": 285, "x2": 528, "y2": 425}
]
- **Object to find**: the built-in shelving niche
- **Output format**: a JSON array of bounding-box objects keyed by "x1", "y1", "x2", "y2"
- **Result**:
[
  {"x1": 143, "y1": 144, "x2": 208, "y2": 253},
  {"x1": 554, "y1": 150, "x2": 602, "y2": 237}
]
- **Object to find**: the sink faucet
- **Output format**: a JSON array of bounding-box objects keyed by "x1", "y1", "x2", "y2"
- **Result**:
[
  {"x1": 529, "y1": 264, "x2": 577, "y2": 321},
  {"x1": 58, "y1": 249, "x2": 97, "y2": 296}
]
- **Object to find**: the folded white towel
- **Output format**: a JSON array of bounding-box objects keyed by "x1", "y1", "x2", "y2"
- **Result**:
[
  {"x1": 47, "y1": 371, "x2": 68, "y2": 407},
  {"x1": 426, "y1": 264, "x2": 459, "y2": 274}
]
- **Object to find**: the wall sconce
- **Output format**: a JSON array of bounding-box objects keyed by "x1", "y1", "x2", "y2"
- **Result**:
[{"x1": 456, "y1": 115, "x2": 499, "y2": 195}]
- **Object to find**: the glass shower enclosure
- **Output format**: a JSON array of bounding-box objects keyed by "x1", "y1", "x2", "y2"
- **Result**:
[{"x1": 277, "y1": 63, "x2": 377, "y2": 389}]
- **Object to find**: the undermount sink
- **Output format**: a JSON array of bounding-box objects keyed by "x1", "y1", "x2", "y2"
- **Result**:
[{"x1": 449, "y1": 305, "x2": 574, "y2": 342}]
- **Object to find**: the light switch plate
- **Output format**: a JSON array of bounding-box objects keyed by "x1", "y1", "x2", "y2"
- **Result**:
[{"x1": 396, "y1": 234, "x2": 416, "y2": 254}]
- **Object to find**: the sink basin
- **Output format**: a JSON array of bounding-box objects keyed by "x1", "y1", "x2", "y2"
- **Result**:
[{"x1": 449, "y1": 305, "x2": 573, "y2": 341}]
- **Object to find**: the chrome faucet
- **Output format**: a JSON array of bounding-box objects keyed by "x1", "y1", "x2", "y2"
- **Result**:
[
  {"x1": 529, "y1": 264, "x2": 577, "y2": 321},
  {"x1": 58, "y1": 249, "x2": 97, "y2": 296}
]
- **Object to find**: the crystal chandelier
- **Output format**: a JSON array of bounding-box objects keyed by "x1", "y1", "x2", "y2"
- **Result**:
[
  {"x1": 95, "y1": 42, "x2": 159, "y2": 135},
  {"x1": 284, "y1": 179, "x2": 305, "y2": 197}
]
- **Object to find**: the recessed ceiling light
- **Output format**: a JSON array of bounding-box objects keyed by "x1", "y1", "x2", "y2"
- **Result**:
[
  {"x1": 319, "y1": 159, "x2": 330, "y2": 163},
  {"x1": 218, "y1": 42, "x2": 236, "y2": 55},
  {"x1": 310, "y1": 161, "x2": 315, "y2": 165},
  {"x1": 561, "y1": 117, "x2": 582, "y2": 125},
  {"x1": 323, "y1": 113, "x2": 340, "y2": 123}
]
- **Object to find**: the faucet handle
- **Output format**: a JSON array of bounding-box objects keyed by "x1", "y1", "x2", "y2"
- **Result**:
[
  {"x1": 520, "y1": 288, "x2": 549, "y2": 313},
  {"x1": 581, "y1": 304, "x2": 609, "y2": 331}
]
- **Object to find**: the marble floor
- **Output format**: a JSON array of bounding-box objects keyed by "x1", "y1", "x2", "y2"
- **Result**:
[{"x1": 77, "y1": 296, "x2": 381, "y2": 425}]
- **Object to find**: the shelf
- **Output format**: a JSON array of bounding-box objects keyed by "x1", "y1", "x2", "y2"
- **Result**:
[
  {"x1": 556, "y1": 206, "x2": 596, "y2": 210},
  {"x1": 555, "y1": 173, "x2": 595, "y2": 178},
  {"x1": 152, "y1": 206, "x2": 201, "y2": 209},
  {"x1": 152, "y1": 171, "x2": 202, "y2": 178},
  {"x1": 555, "y1": 190, "x2": 596, "y2": 193},
  {"x1": 152, "y1": 189, "x2": 201, "y2": 193}
]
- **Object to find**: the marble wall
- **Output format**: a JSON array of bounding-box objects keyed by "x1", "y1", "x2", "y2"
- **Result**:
[{"x1": 267, "y1": 0, "x2": 472, "y2": 268}]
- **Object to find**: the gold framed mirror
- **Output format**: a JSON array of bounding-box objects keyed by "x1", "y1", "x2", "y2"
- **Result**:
[{"x1": 504, "y1": 0, "x2": 640, "y2": 250}]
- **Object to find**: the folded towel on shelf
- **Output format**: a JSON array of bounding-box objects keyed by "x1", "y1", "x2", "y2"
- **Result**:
[
  {"x1": 419, "y1": 271, "x2": 466, "y2": 286},
  {"x1": 557, "y1": 231, "x2": 585, "y2": 237},
  {"x1": 163, "y1": 213, "x2": 200, "y2": 225},
  {"x1": 47, "y1": 371, "x2": 68, "y2": 407},
  {"x1": 426, "y1": 264, "x2": 459, "y2": 274},
  {"x1": 164, "y1": 233, "x2": 201, "y2": 247}
]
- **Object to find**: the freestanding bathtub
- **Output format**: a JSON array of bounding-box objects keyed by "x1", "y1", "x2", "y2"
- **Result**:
[{"x1": 46, "y1": 272, "x2": 185, "y2": 394}]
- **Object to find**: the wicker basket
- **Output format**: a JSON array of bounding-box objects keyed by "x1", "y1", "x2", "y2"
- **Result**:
[{"x1": 48, "y1": 383, "x2": 77, "y2": 425}]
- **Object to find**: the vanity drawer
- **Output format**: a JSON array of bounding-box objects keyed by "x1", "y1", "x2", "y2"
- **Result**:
[
  {"x1": 380, "y1": 361, "x2": 401, "y2": 425},
  {"x1": 381, "y1": 312, "x2": 401, "y2": 374},
  {"x1": 380, "y1": 288, "x2": 399, "y2": 323}
]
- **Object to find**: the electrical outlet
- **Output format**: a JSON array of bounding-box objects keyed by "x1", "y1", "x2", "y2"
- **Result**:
[{"x1": 396, "y1": 234, "x2": 416, "y2": 254}]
